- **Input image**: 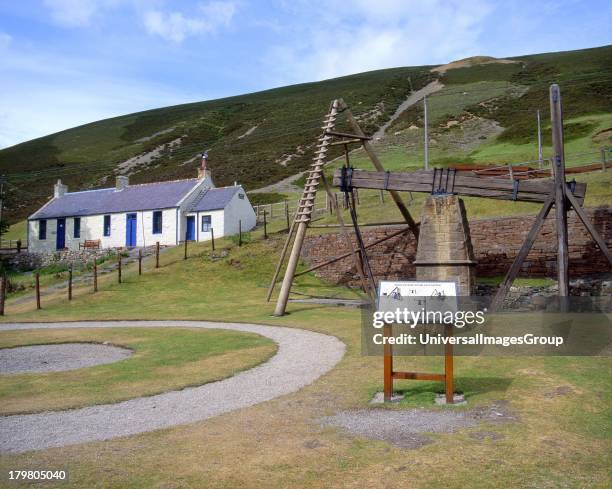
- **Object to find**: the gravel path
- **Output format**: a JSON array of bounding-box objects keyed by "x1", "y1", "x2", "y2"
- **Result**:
[
  {"x1": 0, "y1": 343, "x2": 133, "y2": 374},
  {"x1": 0, "y1": 321, "x2": 345, "y2": 454}
]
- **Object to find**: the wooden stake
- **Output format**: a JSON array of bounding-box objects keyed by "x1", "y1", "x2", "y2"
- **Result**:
[
  {"x1": 184, "y1": 237, "x2": 188, "y2": 260},
  {"x1": 239, "y1": 220, "x2": 242, "y2": 246},
  {"x1": 93, "y1": 260, "x2": 98, "y2": 292},
  {"x1": 68, "y1": 266, "x2": 73, "y2": 301},
  {"x1": 285, "y1": 201, "x2": 290, "y2": 231},
  {"x1": 550, "y1": 84, "x2": 569, "y2": 298},
  {"x1": 138, "y1": 249, "x2": 142, "y2": 275},
  {"x1": 35, "y1": 272, "x2": 41, "y2": 309},
  {"x1": 210, "y1": 228, "x2": 215, "y2": 251},
  {"x1": 263, "y1": 210, "x2": 268, "y2": 239},
  {"x1": 602, "y1": 148, "x2": 607, "y2": 172},
  {"x1": 117, "y1": 254, "x2": 122, "y2": 284},
  {"x1": 155, "y1": 242, "x2": 160, "y2": 268}
]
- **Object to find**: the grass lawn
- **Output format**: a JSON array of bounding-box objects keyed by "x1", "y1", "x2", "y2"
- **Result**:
[
  {"x1": 0, "y1": 327, "x2": 276, "y2": 415},
  {"x1": 0, "y1": 224, "x2": 610, "y2": 488}
]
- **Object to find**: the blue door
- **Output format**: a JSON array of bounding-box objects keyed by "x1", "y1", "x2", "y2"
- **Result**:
[
  {"x1": 186, "y1": 216, "x2": 195, "y2": 241},
  {"x1": 126, "y1": 213, "x2": 137, "y2": 247},
  {"x1": 56, "y1": 218, "x2": 66, "y2": 250}
]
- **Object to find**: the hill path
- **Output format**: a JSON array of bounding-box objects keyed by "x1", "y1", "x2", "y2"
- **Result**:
[{"x1": 0, "y1": 320, "x2": 345, "y2": 454}]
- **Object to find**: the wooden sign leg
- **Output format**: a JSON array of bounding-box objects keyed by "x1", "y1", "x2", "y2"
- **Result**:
[
  {"x1": 444, "y1": 324, "x2": 454, "y2": 404},
  {"x1": 383, "y1": 324, "x2": 393, "y2": 401}
]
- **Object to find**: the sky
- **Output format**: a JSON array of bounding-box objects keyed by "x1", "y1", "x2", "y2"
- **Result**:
[{"x1": 0, "y1": 0, "x2": 610, "y2": 149}]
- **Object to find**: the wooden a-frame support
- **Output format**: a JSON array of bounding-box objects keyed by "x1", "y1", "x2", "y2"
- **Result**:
[{"x1": 268, "y1": 98, "x2": 418, "y2": 316}]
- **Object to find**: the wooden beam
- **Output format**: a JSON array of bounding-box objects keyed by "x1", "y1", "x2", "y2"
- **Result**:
[
  {"x1": 333, "y1": 168, "x2": 587, "y2": 204},
  {"x1": 392, "y1": 372, "x2": 446, "y2": 381},
  {"x1": 566, "y1": 191, "x2": 612, "y2": 265},
  {"x1": 266, "y1": 220, "x2": 296, "y2": 301},
  {"x1": 337, "y1": 99, "x2": 420, "y2": 240},
  {"x1": 490, "y1": 193, "x2": 554, "y2": 310},
  {"x1": 325, "y1": 130, "x2": 372, "y2": 140}
]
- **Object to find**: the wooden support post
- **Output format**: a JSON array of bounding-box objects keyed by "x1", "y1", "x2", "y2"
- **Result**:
[
  {"x1": 566, "y1": 191, "x2": 612, "y2": 265},
  {"x1": 138, "y1": 249, "x2": 142, "y2": 275},
  {"x1": 184, "y1": 237, "x2": 188, "y2": 260},
  {"x1": 117, "y1": 254, "x2": 122, "y2": 284},
  {"x1": 0, "y1": 274, "x2": 6, "y2": 316},
  {"x1": 339, "y1": 99, "x2": 419, "y2": 240},
  {"x1": 537, "y1": 109, "x2": 543, "y2": 169},
  {"x1": 239, "y1": 220, "x2": 242, "y2": 246},
  {"x1": 35, "y1": 272, "x2": 41, "y2": 309},
  {"x1": 263, "y1": 210, "x2": 268, "y2": 239},
  {"x1": 602, "y1": 148, "x2": 607, "y2": 172},
  {"x1": 285, "y1": 201, "x2": 290, "y2": 231},
  {"x1": 444, "y1": 324, "x2": 454, "y2": 404},
  {"x1": 273, "y1": 221, "x2": 307, "y2": 316},
  {"x1": 210, "y1": 228, "x2": 215, "y2": 251},
  {"x1": 93, "y1": 260, "x2": 98, "y2": 292},
  {"x1": 266, "y1": 221, "x2": 296, "y2": 302},
  {"x1": 155, "y1": 242, "x2": 160, "y2": 268},
  {"x1": 550, "y1": 84, "x2": 569, "y2": 298},
  {"x1": 491, "y1": 194, "x2": 554, "y2": 310},
  {"x1": 68, "y1": 266, "x2": 73, "y2": 301},
  {"x1": 383, "y1": 324, "x2": 393, "y2": 401},
  {"x1": 16, "y1": 239, "x2": 21, "y2": 253}
]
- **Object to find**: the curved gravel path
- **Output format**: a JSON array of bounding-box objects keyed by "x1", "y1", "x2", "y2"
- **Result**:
[
  {"x1": 0, "y1": 343, "x2": 133, "y2": 374},
  {"x1": 0, "y1": 321, "x2": 345, "y2": 454}
]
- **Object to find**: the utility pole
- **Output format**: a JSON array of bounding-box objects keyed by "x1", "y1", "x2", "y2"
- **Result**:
[
  {"x1": 423, "y1": 96, "x2": 429, "y2": 170},
  {"x1": 537, "y1": 109, "x2": 543, "y2": 169}
]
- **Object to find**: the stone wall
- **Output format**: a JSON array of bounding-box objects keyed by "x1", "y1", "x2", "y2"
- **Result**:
[{"x1": 301, "y1": 206, "x2": 612, "y2": 286}]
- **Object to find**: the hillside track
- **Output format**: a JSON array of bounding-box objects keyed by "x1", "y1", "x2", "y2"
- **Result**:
[{"x1": 0, "y1": 321, "x2": 345, "y2": 454}]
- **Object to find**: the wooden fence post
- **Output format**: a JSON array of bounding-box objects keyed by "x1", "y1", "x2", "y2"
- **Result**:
[
  {"x1": 0, "y1": 274, "x2": 6, "y2": 316},
  {"x1": 68, "y1": 266, "x2": 73, "y2": 301},
  {"x1": 602, "y1": 148, "x2": 607, "y2": 172},
  {"x1": 379, "y1": 189, "x2": 384, "y2": 204},
  {"x1": 16, "y1": 240, "x2": 21, "y2": 253},
  {"x1": 184, "y1": 238, "x2": 188, "y2": 260},
  {"x1": 138, "y1": 249, "x2": 142, "y2": 275},
  {"x1": 35, "y1": 272, "x2": 41, "y2": 309},
  {"x1": 285, "y1": 201, "x2": 290, "y2": 232},
  {"x1": 238, "y1": 220, "x2": 242, "y2": 246},
  {"x1": 211, "y1": 228, "x2": 215, "y2": 251},
  {"x1": 117, "y1": 254, "x2": 122, "y2": 284},
  {"x1": 508, "y1": 163, "x2": 514, "y2": 181},
  {"x1": 263, "y1": 210, "x2": 268, "y2": 239},
  {"x1": 156, "y1": 242, "x2": 160, "y2": 269},
  {"x1": 93, "y1": 260, "x2": 98, "y2": 292}
]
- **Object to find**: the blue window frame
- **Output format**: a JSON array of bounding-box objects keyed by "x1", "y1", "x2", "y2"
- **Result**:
[
  {"x1": 73, "y1": 217, "x2": 81, "y2": 238},
  {"x1": 152, "y1": 211, "x2": 163, "y2": 234},
  {"x1": 201, "y1": 215, "x2": 212, "y2": 232},
  {"x1": 39, "y1": 219, "x2": 47, "y2": 240},
  {"x1": 103, "y1": 215, "x2": 111, "y2": 236}
]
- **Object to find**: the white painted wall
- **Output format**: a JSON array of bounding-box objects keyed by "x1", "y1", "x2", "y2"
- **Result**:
[
  {"x1": 28, "y1": 208, "x2": 179, "y2": 252},
  {"x1": 188, "y1": 209, "x2": 224, "y2": 242},
  {"x1": 223, "y1": 187, "x2": 256, "y2": 236}
]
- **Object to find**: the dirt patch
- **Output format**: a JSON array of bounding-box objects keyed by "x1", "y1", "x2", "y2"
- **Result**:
[
  {"x1": 592, "y1": 128, "x2": 611, "y2": 144},
  {"x1": 432, "y1": 56, "x2": 519, "y2": 74},
  {"x1": 320, "y1": 402, "x2": 514, "y2": 449}
]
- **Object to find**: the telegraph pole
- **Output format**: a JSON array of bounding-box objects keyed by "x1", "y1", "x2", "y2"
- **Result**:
[
  {"x1": 423, "y1": 96, "x2": 429, "y2": 170},
  {"x1": 537, "y1": 110, "x2": 543, "y2": 168},
  {"x1": 0, "y1": 175, "x2": 5, "y2": 244}
]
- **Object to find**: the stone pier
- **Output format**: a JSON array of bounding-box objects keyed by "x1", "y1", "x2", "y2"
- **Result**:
[{"x1": 414, "y1": 195, "x2": 476, "y2": 295}]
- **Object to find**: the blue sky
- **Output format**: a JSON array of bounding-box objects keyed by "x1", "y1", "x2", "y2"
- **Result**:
[{"x1": 0, "y1": 0, "x2": 610, "y2": 149}]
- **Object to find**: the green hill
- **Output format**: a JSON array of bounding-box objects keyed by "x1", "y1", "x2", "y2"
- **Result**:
[{"x1": 1, "y1": 45, "x2": 610, "y2": 222}]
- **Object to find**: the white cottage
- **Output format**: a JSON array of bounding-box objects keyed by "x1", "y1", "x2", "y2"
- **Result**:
[{"x1": 27, "y1": 166, "x2": 256, "y2": 252}]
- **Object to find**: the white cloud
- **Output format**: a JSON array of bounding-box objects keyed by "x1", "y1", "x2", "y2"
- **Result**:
[
  {"x1": 0, "y1": 32, "x2": 12, "y2": 50},
  {"x1": 262, "y1": 0, "x2": 494, "y2": 84},
  {"x1": 143, "y1": 1, "x2": 237, "y2": 42},
  {"x1": 42, "y1": 0, "x2": 117, "y2": 27}
]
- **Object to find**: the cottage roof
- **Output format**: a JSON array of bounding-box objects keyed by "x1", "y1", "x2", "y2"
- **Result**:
[
  {"x1": 29, "y1": 179, "x2": 201, "y2": 219},
  {"x1": 190, "y1": 186, "x2": 241, "y2": 212}
]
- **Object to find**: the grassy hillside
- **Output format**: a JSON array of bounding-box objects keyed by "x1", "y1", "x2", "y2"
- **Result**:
[{"x1": 1, "y1": 45, "x2": 610, "y2": 223}]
